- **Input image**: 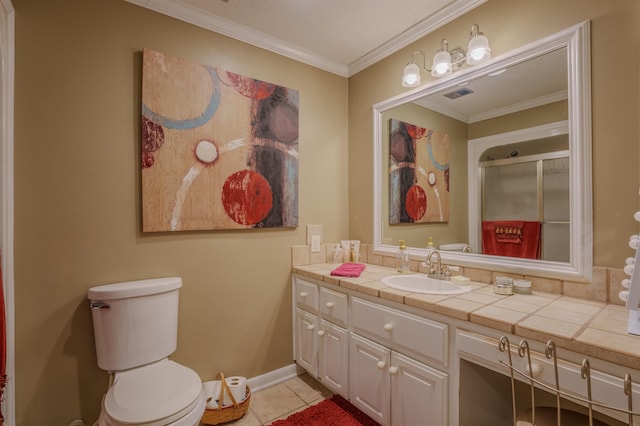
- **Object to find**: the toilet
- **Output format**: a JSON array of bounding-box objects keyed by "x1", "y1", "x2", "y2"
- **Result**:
[{"x1": 88, "y1": 277, "x2": 206, "y2": 426}]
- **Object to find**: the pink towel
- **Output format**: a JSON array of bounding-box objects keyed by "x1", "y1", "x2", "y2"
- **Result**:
[{"x1": 331, "y1": 263, "x2": 366, "y2": 277}]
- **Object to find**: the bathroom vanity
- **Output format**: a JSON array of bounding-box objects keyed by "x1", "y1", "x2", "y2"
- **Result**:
[{"x1": 292, "y1": 264, "x2": 640, "y2": 426}]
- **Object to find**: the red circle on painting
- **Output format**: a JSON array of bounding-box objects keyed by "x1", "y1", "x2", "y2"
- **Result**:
[
  {"x1": 405, "y1": 185, "x2": 427, "y2": 221},
  {"x1": 222, "y1": 170, "x2": 273, "y2": 225},
  {"x1": 405, "y1": 123, "x2": 426, "y2": 140},
  {"x1": 224, "y1": 72, "x2": 276, "y2": 100}
]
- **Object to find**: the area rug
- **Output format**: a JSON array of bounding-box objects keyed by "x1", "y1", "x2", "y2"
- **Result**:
[{"x1": 269, "y1": 394, "x2": 380, "y2": 426}]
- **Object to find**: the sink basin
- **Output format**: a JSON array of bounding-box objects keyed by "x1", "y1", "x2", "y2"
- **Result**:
[{"x1": 381, "y1": 274, "x2": 471, "y2": 295}]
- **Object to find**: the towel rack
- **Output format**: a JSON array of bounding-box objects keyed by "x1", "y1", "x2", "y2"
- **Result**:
[{"x1": 498, "y1": 336, "x2": 639, "y2": 425}]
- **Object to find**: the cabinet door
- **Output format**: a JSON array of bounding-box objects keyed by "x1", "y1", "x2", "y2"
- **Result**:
[
  {"x1": 390, "y1": 351, "x2": 448, "y2": 426},
  {"x1": 318, "y1": 320, "x2": 349, "y2": 398},
  {"x1": 349, "y1": 334, "x2": 391, "y2": 426},
  {"x1": 294, "y1": 308, "x2": 318, "y2": 377}
]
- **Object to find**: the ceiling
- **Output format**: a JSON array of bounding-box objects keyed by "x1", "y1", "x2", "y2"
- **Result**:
[
  {"x1": 416, "y1": 47, "x2": 568, "y2": 123},
  {"x1": 125, "y1": 0, "x2": 487, "y2": 77}
]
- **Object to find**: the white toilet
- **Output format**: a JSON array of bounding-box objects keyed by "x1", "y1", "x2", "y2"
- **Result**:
[{"x1": 88, "y1": 277, "x2": 206, "y2": 426}]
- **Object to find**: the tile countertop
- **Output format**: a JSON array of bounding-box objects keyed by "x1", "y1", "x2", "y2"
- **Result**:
[{"x1": 292, "y1": 263, "x2": 640, "y2": 371}]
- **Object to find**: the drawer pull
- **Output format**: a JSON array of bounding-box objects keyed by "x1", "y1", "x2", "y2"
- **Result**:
[
  {"x1": 388, "y1": 366, "x2": 399, "y2": 375},
  {"x1": 377, "y1": 361, "x2": 386, "y2": 369},
  {"x1": 299, "y1": 291, "x2": 308, "y2": 298},
  {"x1": 317, "y1": 330, "x2": 326, "y2": 337},
  {"x1": 383, "y1": 323, "x2": 394, "y2": 331},
  {"x1": 325, "y1": 302, "x2": 335, "y2": 308},
  {"x1": 525, "y1": 361, "x2": 542, "y2": 378},
  {"x1": 307, "y1": 324, "x2": 315, "y2": 331}
]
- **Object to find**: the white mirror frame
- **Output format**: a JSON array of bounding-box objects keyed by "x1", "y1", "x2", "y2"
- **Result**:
[{"x1": 373, "y1": 21, "x2": 592, "y2": 281}]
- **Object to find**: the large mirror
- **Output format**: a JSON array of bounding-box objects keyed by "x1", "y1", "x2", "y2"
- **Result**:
[{"x1": 373, "y1": 22, "x2": 592, "y2": 281}]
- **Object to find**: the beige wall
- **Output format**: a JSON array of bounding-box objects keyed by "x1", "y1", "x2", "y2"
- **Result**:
[
  {"x1": 13, "y1": 0, "x2": 348, "y2": 424},
  {"x1": 349, "y1": 0, "x2": 640, "y2": 269}
]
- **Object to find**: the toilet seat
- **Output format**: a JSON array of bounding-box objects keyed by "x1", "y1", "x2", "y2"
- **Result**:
[{"x1": 103, "y1": 359, "x2": 203, "y2": 426}]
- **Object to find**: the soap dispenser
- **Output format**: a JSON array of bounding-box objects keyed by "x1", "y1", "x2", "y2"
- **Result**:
[{"x1": 397, "y1": 240, "x2": 410, "y2": 273}]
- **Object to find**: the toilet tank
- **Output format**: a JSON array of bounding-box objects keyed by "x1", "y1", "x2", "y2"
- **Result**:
[{"x1": 88, "y1": 277, "x2": 182, "y2": 372}]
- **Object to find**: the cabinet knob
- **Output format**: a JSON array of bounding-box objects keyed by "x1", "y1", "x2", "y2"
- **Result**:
[
  {"x1": 307, "y1": 324, "x2": 315, "y2": 331},
  {"x1": 377, "y1": 361, "x2": 386, "y2": 369},
  {"x1": 299, "y1": 291, "x2": 308, "y2": 298},
  {"x1": 388, "y1": 366, "x2": 399, "y2": 375},
  {"x1": 383, "y1": 323, "x2": 393, "y2": 331},
  {"x1": 317, "y1": 330, "x2": 326, "y2": 337},
  {"x1": 525, "y1": 361, "x2": 542, "y2": 378},
  {"x1": 325, "y1": 302, "x2": 335, "y2": 308}
]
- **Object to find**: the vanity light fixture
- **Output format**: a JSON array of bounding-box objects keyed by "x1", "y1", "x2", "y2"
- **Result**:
[{"x1": 401, "y1": 24, "x2": 491, "y2": 87}]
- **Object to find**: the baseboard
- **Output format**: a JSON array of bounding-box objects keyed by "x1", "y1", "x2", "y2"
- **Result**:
[{"x1": 246, "y1": 363, "x2": 305, "y2": 393}]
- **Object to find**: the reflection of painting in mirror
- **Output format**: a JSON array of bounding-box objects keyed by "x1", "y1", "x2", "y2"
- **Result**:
[
  {"x1": 389, "y1": 118, "x2": 449, "y2": 224},
  {"x1": 141, "y1": 49, "x2": 299, "y2": 232}
]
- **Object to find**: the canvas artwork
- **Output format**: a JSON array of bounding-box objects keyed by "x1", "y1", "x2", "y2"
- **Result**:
[
  {"x1": 141, "y1": 48, "x2": 299, "y2": 232},
  {"x1": 389, "y1": 118, "x2": 449, "y2": 224}
]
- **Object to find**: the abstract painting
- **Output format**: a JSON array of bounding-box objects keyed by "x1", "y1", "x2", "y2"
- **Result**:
[
  {"x1": 141, "y1": 49, "x2": 299, "y2": 232},
  {"x1": 389, "y1": 118, "x2": 449, "y2": 224}
]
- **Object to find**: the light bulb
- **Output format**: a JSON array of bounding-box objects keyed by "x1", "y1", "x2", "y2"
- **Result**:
[
  {"x1": 431, "y1": 50, "x2": 452, "y2": 77},
  {"x1": 402, "y1": 63, "x2": 421, "y2": 87},
  {"x1": 467, "y1": 34, "x2": 491, "y2": 65}
]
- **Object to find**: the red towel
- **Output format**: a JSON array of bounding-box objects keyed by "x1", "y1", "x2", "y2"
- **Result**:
[
  {"x1": 331, "y1": 263, "x2": 366, "y2": 277},
  {"x1": 482, "y1": 221, "x2": 541, "y2": 259}
]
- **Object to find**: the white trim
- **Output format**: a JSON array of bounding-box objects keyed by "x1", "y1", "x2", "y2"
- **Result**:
[
  {"x1": 0, "y1": 0, "x2": 14, "y2": 424},
  {"x1": 124, "y1": 0, "x2": 487, "y2": 78},
  {"x1": 373, "y1": 22, "x2": 592, "y2": 281},
  {"x1": 246, "y1": 363, "x2": 304, "y2": 393}
]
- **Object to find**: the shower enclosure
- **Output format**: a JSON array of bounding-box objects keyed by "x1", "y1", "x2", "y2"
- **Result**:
[{"x1": 480, "y1": 135, "x2": 570, "y2": 262}]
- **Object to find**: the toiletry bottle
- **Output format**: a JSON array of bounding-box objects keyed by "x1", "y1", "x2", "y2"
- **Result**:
[
  {"x1": 426, "y1": 237, "x2": 436, "y2": 252},
  {"x1": 397, "y1": 240, "x2": 410, "y2": 273},
  {"x1": 332, "y1": 245, "x2": 342, "y2": 264}
]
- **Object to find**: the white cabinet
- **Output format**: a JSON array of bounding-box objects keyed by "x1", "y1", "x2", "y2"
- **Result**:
[
  {"x1": 294, "y1": 307, "x2": 318, "y2": 376},
  {"x1": 293, "y1": 275, "x2": 448, "y2": 425},
  {"x1": 349, "y1": 333, "x2": 391, "y2": 425},
  {"x1": 349, "y1": 333, "x2": 448, "y2": 426},
  {"x1": 391, "y1": 350, "x2": 448, "y2": 426},
  {"x1": 293, "y1": 277, "x2": 349, "y2": 397},
  {"x1": 318, "y1": 319, "x2": 349, "y2": 397}
]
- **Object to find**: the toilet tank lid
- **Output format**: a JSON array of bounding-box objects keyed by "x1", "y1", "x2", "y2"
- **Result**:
[{"x1": 88, "y1": 277, "x2": 182, "y2": 300}]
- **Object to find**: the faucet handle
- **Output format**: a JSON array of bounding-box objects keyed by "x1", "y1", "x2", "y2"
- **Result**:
[{"x1": 443, "y1": 266, "x2": 451, "y2": 279}]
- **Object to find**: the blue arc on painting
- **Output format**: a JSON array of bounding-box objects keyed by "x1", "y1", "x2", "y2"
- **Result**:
[
  {"x1": 141, "y1": 67, "x2": 221, "y2": 130},
  {"x1": 426, "y1": 130, "x2": 449, "y2": 171}
]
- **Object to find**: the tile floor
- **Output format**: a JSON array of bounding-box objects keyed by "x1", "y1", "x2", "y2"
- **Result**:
[{"x1": 202, "y1": 374, "x2": 333, "y2": 425}]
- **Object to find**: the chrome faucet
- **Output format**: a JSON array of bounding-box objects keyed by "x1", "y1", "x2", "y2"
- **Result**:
[{"x1": 426, "y1": 250, "x2": 450, "y2": 280}]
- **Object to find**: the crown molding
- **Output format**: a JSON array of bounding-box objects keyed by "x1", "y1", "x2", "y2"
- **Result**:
[
  {"x1": 348, "y1": 0, "x2": 487, "y2": 76},
  {"x1": 125, "y1": 0, "x2": 486, "y2": 78}
]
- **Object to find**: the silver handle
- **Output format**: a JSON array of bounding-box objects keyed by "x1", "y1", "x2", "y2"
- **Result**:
[{"x1": 90, "y1": 302, "x2": 110, "y2": 310}]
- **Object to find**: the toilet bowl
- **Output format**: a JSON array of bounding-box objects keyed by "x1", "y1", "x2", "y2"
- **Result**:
[
  {"x1": 97, "y1": 359, "x2": 206, "y2": 426},
  {"x1": 88, "y1": 278, "x2": 206, "y2": 426},
  {"x1": 439, "y1": 242, "x2": 471, "y2": 252}
]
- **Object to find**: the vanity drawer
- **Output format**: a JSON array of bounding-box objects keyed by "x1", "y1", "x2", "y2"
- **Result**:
[
  {"x1": 295, "y1": 278, "x2": 319, "y2": 312},
  {"x1": 319, "y1": 287, "x2": 348, "y2": 326},
  {"x1": 351, "y1": 297, "x2": 448, "y2": 365}
]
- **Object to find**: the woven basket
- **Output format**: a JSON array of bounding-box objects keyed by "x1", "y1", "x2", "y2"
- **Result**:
[{"x1": 201, "y1": 373, "x2": 251, "y2": 425}]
